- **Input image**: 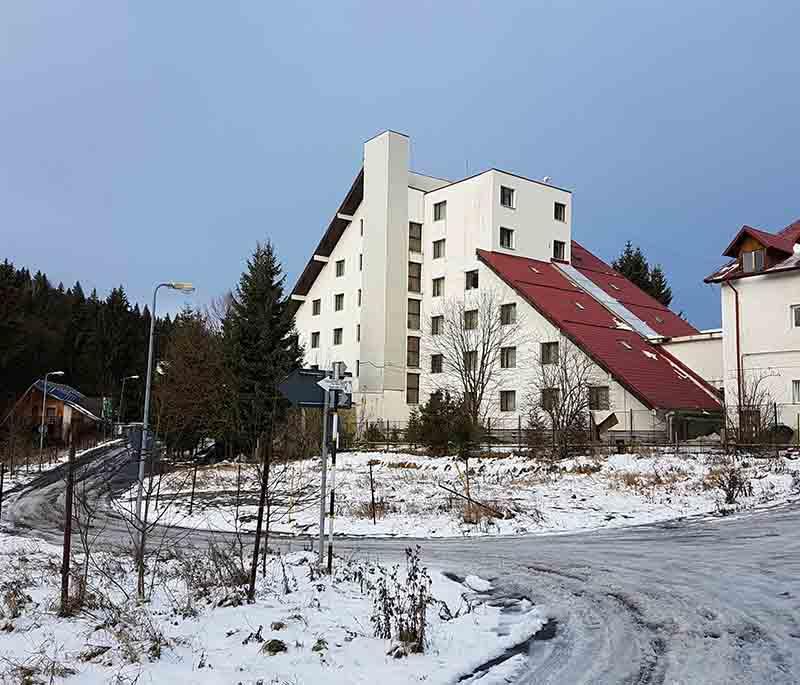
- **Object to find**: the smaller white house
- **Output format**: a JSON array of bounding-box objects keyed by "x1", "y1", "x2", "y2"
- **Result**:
[{"x1": 705, "y1": 219, "x2": 800, "y2": 435}]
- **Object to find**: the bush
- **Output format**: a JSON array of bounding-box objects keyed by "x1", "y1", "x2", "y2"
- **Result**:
[{"x1": 411, "y1": 392, "x2": 479, "y2": 457}]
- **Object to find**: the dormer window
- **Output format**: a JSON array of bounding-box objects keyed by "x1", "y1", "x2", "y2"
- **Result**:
[{"x1": 742, "y1": 249, "x2": 765, "y2": 273}]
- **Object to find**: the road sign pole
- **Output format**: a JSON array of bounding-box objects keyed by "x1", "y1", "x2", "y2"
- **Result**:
[
  {"x1": 327, "y1": 364, "x2": 341, "y2": 574},
  {"x1": 318, "y1": 374, "x2": 331, "y2": 567}
]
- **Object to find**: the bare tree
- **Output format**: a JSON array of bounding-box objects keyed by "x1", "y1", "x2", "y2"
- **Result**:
[
  {"x1": 725, "y1": 369, "x2": 780, "y2": 444},
  {"x1": 527, "y1": 336, "x2": 598, "y2": 459},
  {"x1": 425, "y1": 290, "x2": 526, "y2": 425}
]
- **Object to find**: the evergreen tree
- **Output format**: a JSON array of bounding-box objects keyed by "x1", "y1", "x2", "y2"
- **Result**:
[{"x1": 612, "y1": 241, "x2": 674, "y2": 307}]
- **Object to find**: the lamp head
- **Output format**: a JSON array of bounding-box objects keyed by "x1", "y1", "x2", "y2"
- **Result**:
[
  {"x1": 50, "y1": 371, "x2": 65, "y2": 377},
  {"x1": 169, "y1": 281, "x2": 195, "y2": 293}
]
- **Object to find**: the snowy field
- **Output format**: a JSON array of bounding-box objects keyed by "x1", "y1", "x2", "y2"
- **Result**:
[
  {"x1": 0, "y1": 532, "x2": 544, "y2": 685},
  {"x1": 119, "y1": 449, "x2": 800, "y2": 538}
]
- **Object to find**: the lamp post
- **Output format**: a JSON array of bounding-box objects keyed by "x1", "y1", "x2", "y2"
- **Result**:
[
  {"x1": 39, "y1": 370, "x2": 64, "y2": 464},
  {"x1": 118, "y1": 375, "x2": 140, "y2": 429},
  {"x1": 134, "y1": 282, "x2": 194, "y2": 595}
]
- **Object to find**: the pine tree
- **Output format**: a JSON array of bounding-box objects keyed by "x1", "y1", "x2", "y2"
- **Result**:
[
  {"x1": 648, "y1": 265, "x2": 673, "y2": 307},
  {"x1": 612, "y1": 242, "x2": 674, "y2": 307}
]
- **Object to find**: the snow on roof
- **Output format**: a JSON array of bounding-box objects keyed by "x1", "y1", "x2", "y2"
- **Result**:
[{"x1": 477, "y1": 249, "x2": 722, "y2": 412}]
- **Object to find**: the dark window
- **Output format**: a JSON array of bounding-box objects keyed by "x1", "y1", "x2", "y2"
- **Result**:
[
  {"x1": 500, "y1": 227, "x2": 514, "y2": 249},
  {"x1": 500, "y1": 346, "x2": 516, "y2": 369},
  {"x1": 356, "y1": 360, "x2": 360, "y2": 377},
  {"x1": 408, "y1": 262, "x2": 422, "y2": 293},
  {"x1": 465, "y1": 270, "x2": 479, "y2": 290},
  {"x1": 333, "y1": 328, "x2": 343, "y2": 345},
  {"x1": 464, "y1": 309, "x2": 478, "y2": 330},
  {"x1": 409, "y1": 222, "x2": 422, "y2": 253},
  {"x1": 335, "y1": 293, "x2": 344, "y2": 311},
  {"x1": 360, "y1": 219, "x2": 364, "y2": 236},
  {"x1": 407, "y1": 373, "x2": 420, "y2": 404},
  {"x1": 742, "y1": 249, "x2": 765, "y2": 273},
  {"x1": 359, "y1": 253, "x2": 363, "y2": 271},
  {"x1": 465, "y1": 350, "x2": 477, "y2": 372},
  {"x1": 312, "y1": 299, "x2": 321, "y2": 316},
  {"x1": 501, "y1": 303, "x2": 516, "y2": 325},
  {"x1": 541, "y1": 341, "x2": 559, "y2": 365},
  {"x1": 407, "y1": 336, "x2": 420, "y2": 368},
  {"x1": 500, "y1": 390, "x2": 516, "y2": 412},
  {"x1": 793, "y1": 305, "x2": 800, "y2": 328},
  {"x1": 408, "y1": 299, "x2": 421, "y2": 330},
  {"x1": 311, "y1": 331, "x2": 320, "y2": 348},
  {"x1": 500, "y1": 186, "x2": 515, "y2": 208},
  {"x1": 433, "y1": 239, "x2": 446, "y2": 259},
  {"x1": 336, "y1": 259, "x2": 345, "y2": 277},
  {"x1": 356, "y1": 324, "x2": 361, "y2": 341},
  {"x1": 554, "y1": 202, "x2": 566, "y2": 222},
  {"x1": 432, "y1": 277, "x2": 444, "y2": 297},
  {"x1": 542, "y1": 388, "x2": 560, "y2": 410},
  {"x1": 358, "y1": 289, "x2": 362, "y2": 306},
  {"x1": 553, "y1": 240, "x2": 566, "y2": 261},
  {"x1": 589, "y1": 386, "x2": 610, "y2": 410},
  {"x1": 431, "y1": 315, "x2": 443, "y2": 335},
  {"x1": 434, "y1": 201, "x2": 447, "y2": 221},
  {"x1": 431, "y1": 354, "x2": 443, "y2": 373}
]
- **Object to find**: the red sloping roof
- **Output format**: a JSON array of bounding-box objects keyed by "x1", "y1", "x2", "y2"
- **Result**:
[
  {"x1": 777, "y1": 218, "x2": 800, "y2": 243},
  {"x1": 722, "y1": 225, "x2": 795, "y2": 258},
  {"x1": 570, "y1": 241, "x2": 698, "y2": 337},
  {"x1": 477, "y1": 249, "x2": 721, "y2": 412}
]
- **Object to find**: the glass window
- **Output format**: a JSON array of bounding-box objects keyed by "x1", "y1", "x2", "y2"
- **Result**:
[
  {"x1": 500, "y1": 186, "x2": 515, "y2": 208},
  {"x1": 465, "y1": 350, "x2": 477, "y2": 373},
  {"x1": 432, "y1": 277, "x2": 444, "y2": 297},
  {"x1": 333, "y1": 328, "x2": 343, "y2": 345},
  {"x1": 311, "y1": 331, "x2": 320, "y2": 348},
  {"x1": 589, "y1": 386, "x2": 610, "y2": 410},
  {"x1": 542, "y1": 388, "x2": 560, "y2": 410},
  {"x1": 407, "y1": 336, "x2": 420, "y2": 367},
  {"x1": 500, "y1": 227, "x2": 514, "y2": 249},
  {"x1": 358, "y1": 288, "x2": 362, "y2": 306},
  {"x1": 406, "y1": 373, "x2": 420, "y2": 404},
  {"x1": 541, "y1": 341, "x2": 559, "y2": 365},
  {"x1": 359, "y1": 253, "x2": 363, "y2": 271},
  {"x1": 433, "y1": 239, "x2": 446, "y2": 259},
  {"x1": 431, "y1": 354, "x2": 443, "y2": 374},
  {"x1": 408, "y1": 262, "x2": 422, "y2": 293},
  {"x1": 312, "y1": 299, "x2": 321, "y2": 316},
  {"x1": 431, "y1": 315, "x2": 443, "y2": 335},
  {"x1": 407, "y1": 299, "x2": 421, "y2": 330},
  {"x1": 500, "y1": 390, "x2": 516, "y2": 412},
  {"x1": 434, "y1": 201, "x2": 447, "y2": 221},
  {"x1": 501, "y1": 303, "x2": 516, "y2": 325},
  {"x1": 791, "y1": 304, "x2": 800, "y2": 328},
  {"x1": 793, "y1": 380, "x2": 800, "y2": 403},
  {"x1": 336, "y1": 259, "x2": 345, "y2": 277},
  {"x1": 554, "y1": 202, "x2": 566, "y2": 222},
  {"x1": 409, "y1": 222, "x2": 422, "y2": 253},
  {"x1": 553, "y1": 240, "x2": 566, "y2": 261},
  {"x1": 464, "y1": 309, "x2": 478, "y2": 330},
  {"x1": 356, "y1": 324, "x2": 361, "y2": 342},
  {"x1": 742, "y1": 249, "x2": 765, "y2": 273},
  {"x1": 500, "y1": 346, "x2": 516, "y2": 369},
  {"x1": 465, "y1": 270, "x2": 479, "y2": 290},
  {"x1": 335, "y1": 293, "x2": 344, "y2": 311}
]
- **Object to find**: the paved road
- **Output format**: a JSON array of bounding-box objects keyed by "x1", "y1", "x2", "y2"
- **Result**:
[{"x1": 4, "y1": 444, "x2": 799, "y2": 684}]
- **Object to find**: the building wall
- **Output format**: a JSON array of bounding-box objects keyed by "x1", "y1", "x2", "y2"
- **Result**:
[
  {"x1": 659, "y1": 331, "x2": 724, "y2": 391},
  {"x1": 720, "y1": 272, "x2": 800, "y2": 428}
]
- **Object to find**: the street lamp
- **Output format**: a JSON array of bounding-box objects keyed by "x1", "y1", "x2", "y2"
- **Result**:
[
  {"x1": 134, "y1": 282, "x2": 195, "y2": 572},
  {"x1": 118, "y1": 375, "x2": 140, "y2": 428},
  {"x1": 39, "y1": 370, "x2": 65, "y2": 463}
]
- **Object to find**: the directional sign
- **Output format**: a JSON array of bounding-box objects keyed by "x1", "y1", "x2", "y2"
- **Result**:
[
  {"x1": 278, "y1": 368, "x2": 352, "y2": 408},
  {"x1": 317, "y1": 377, "x2": 352, "y2": 394}
]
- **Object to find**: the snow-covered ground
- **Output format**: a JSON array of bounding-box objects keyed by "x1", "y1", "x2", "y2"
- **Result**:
[
  {"x1": 119, "y1": 449, "x2": 800, "y2": 538},
  {"x1": 0, "y1": 532, "x2": 544, "y2": 684}
]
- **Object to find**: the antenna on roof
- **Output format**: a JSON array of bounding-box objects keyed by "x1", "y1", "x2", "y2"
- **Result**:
[{"x1": 465, "y1": 159, "x2": 469, "y2": 176}]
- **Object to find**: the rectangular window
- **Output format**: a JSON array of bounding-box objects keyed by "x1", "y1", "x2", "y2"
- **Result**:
[
  {"x1": 434, "y1": 201, "x2": 447, "y2": 221},
  {"x1": 589, "y1": 386, "x2": 610, "y2": 410},
  {"x1": 335, "y1": 293, "x2": 344, "y2": 311},
  {"x1": 742, "y1": 249, "x2": 765, "y2": 273},
  {"x1": 408, "y1": 262, "x2": 422, "y2": 293},
  {"x1": 792, "y1": 304, "x2": 800, "y2": 328},
  {"x1": 433, "y1": 238, "x2": 446, "y2": 259},
  {"x1": 541, "y1": 341, "x2": 559, "y2": 365},
  {"x1": 500, "y1": 227, "x2": 514, "y2": 249},
  {"x1": 542, "y1": 388, "x2": 560, "y2": 411},
  {"x1": 359, "y1": 253, "x2": 363, "y2": 271},
  {"x1": 431, "y1": 354, "x2": 443, "y2": 374},
  {"x1": 500, "y1": 186, "x2": 515, "y2": 208},
  {"x1": 465, "y1": 270, "x2": 479, "y2": 290},
  {"x1": 501, "y1": 303, "x2": 517, "y2": 325},
  {"x1": 431, "y1": 315, "x2": 443, "y2": 335},
  {"x1": 500, "y1": 390, "x2": 516, "y2": 412},
  {"x1": 333, "y1": 328, "x2": 343, "y2": 345},
  {"x1": 432, "y1": 277, "x2": 444, "y2": 297},
  {"x1": 409, "y1": 222, "x2": 422, "y2": 253},
  {"x1": 356, "y1": 323, "x2": 361, "y2": 342},
  {"x1": 356, "y1": 360, "x2": 360, "y2": 377},
  {"x1": 358, "y1": 288, "x2": 362, "y2": 306},
  {"x1": 554, "y1": 202, "x2": 566, "y2": 222},
  {"x1": 336, "y1": 259, "x2": 345, "y2": 277},
  {"x1": 500, "y1": 346, "x2": 516, "y2": 369},
  {"x1": 553, "y1": 240, "x2": 566, "y2": 261},
  {"x1": 312, "y1": 299, "x2": 321, "y2": 316},
  {"x1": 465, "y1": 350, "x2": 477, "y2": 373},
  {"x1": 407, "y1": 336, "x2": 420, "y2": 368},
  {"x1": 311, "y1": 331, "x2": 320, "y2": 349},
  {"x1": 407, "y1": 299, "x2": 421, "y2": 330},
  {"x1": 464, "y1": 309, "x2": 478, "y2": 330},
  {"x1": 406, "y1": 373, "x2": 420, "y2": 404},
  {"x1": 793, "y1": 380, "x2": 800, "y2": 403},
  {"x1": 360, "y1": 219, "x2": 364, "y2": 236}
]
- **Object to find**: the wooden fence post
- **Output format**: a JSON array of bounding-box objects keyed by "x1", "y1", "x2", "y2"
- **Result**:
[{"x1": 59, "y1": 443, "x2": 76, "y2": 616}]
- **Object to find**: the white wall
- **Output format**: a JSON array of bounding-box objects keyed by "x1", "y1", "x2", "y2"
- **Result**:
[{"x1": 660, "y1": 332, "x2": 723, "y2": 390}]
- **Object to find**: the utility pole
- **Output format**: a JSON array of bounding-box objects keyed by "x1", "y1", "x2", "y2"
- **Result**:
[
  {"x1": 318, "y1": 374, "x2": 331, "y2": 566},
  {"x1": 59, "y1": 442, "x2": 75, "y2": 616},
  {"x1": 327, "y1": 363, "x2": 341, "y2": 574}
]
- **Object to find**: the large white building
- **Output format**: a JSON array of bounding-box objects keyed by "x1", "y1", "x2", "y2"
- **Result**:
[
  {"x1": 290, "y1": 131, "x2": 721, "y2": 435},
  {"x1": 705, "y1": 219, "x2": 800, "y2": 434}
]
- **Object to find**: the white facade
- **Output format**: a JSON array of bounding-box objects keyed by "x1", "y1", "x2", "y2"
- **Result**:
[{"x1": 659, "y1": 330, "x2": 723, "y2": 391}]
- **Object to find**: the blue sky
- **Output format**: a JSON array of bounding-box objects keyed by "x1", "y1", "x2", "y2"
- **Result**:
[{"x1": 2, "y1": 1, "x2": 798, "y2": 328}]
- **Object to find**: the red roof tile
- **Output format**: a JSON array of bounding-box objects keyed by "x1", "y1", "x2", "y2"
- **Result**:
[
  {"x1": 722, "y1": 225, "x2": 795, "y2": 258},
  {"x1": 570, "y1": 241, "x2": 699, "y2": 337},
  {"x1": 477, "y1": 249, "x2": 721, "y2": 412}
]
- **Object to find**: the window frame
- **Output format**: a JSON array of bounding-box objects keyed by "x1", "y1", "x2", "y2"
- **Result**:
[
  {"x1": 742, "y1": 248, "x2": 766, "y2": 274},
  {"x1": 541, "y1": 341, "x2": 559, "y2": 365},
  {"x1": 432, "y1": 277, "x2": 445, "y2": 297},
  {"x1": 431, "y1": 315, "x2": 443, "y2": 335},
  {"x1": 553, "y1": 240, "x2": 566, "y2": 261},
  {"x1": 464, "y1": 309, "x2": 478, "y2": 330},
  {"x1": 554, "y1": 202, "x2": 566, "y2": 222},
  {"x1": 312, "y1": 299, "x2": 321, "y2": 316},
  {"x1": 406, "y1": 336, "x2": 420, "y2": 368},
  {"x1": 500, "y1": 303, "x2": 517, "y2": 325},
  {"x1": 334, "y1": 293, "x2": 344, "y2": 311},
  {"x1": 431, "y1": 353, "x2": 443, "y2": 374},
  {"x1": 433, "y1": 238, "x2": 446, "y2": 259},
  {"x1": 333, "y1": 327, "x2": 343, "y2": 345},
  {"x1": 792, "y1": 380, "x2": 800, "y2": 404},
  {"x1": 465, "y1": 269, "x2": 479, "y2": 291},
  {"x1": 500, "y1": 390, "x2": 516, "y2": 412},
  {"x1": 408, "y1": 261, "x2": 422, "y2": 293},
  {"x1": 541, "y1": 387, "x2": 560, "y2": 411},
  {"x1": 406, "y1": 373, "x2": 420, "y2": 405},
  {"x1": 409, "y1": 222, "x2": 423, "y2": 253},
  {"x1": 335, "y1": 259, "x2": 345, "y2": 277},
  {"x1": 433, "y1": 201, "x2": 447, "y2": 221},
  {"x1": 500, "y1": 186, "x2": 515, "y2": 209},
  {"x1": 588, "y1": 385, "x2": 610, "y2": 410},
  {"x1": 500, "y1": 346, "x2": 517, "y2": 369},
  {"x1": 500, "y1": 227, "x2": 515, "y2": 250},
  {"x1": 311, "y1": 331, "x2": 320, "y2": 349},
  {"x1": 791, "y1": 304, "x2": 800, "y2": 328},
  {"x1": 407, "y1": 298, "x2": 421, "y2": 330}
]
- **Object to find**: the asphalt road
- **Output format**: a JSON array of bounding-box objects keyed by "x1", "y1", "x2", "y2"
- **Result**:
[{"x1": 3, "y1": 444, "x2": 799, "y2": 684}]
